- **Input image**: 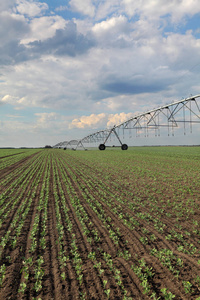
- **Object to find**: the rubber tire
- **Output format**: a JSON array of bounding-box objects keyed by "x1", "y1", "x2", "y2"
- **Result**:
[
  {"x1": 99, "y1": 144, "x2": 106, "y2": 150},
  {"x1": 121, "y1": 144, "x2": 128, "y2": 150}
]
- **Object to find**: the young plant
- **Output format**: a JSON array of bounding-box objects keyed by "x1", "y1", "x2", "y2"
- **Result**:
[
  {"x1": 161, "y1": 288, "x2": 175, "y2": 300},
  {"x1": 182, "y1": 281, "x2": 192, "y2": 294}
]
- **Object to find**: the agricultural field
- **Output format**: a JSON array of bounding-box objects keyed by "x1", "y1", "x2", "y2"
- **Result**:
[{"x1": 0, "y1": 146, "x2": 200, "y2": 300}]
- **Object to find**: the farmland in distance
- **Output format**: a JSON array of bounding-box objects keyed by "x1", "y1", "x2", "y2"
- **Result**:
[{"x1": 0, "y1": 147, "x2": 200, "y2": 299}]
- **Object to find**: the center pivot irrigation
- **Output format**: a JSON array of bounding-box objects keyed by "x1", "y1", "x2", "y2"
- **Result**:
[
  {"x1": 53, "y1": 94, "x2": 200, "y2": 150},
  {"x1": 96, "y1": 126, "x2": 128, "y2": 151}
]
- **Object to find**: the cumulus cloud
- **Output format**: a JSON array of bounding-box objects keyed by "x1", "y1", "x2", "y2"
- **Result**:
[
  {"x1": 0, "y1": 0, "x2": 15, "y2": 12},
  {"x1": 33, "y1": 112, "x2": 73, "y2": 135},
  {"x1": 0, "y1": 20, "x2": 95, "y2": 66},
  {"x1": 0, "y1": 41, "x2": 29, "y2": 66},
  {"x1": 161, "y1": 31, "x2": 200, "y2": 66},
  {"x1": 107, "y1": 112, "x2": 134, "y2": 127},
  {"x1": 68, "y1": 0, "x2": 200, "y2": 23},
  {"x1": 16, "y1": 0, "x2": 48, "y2": 17},
  {"x1": 92, "y1": 15, "x2": 128, "y2": 34},
  {"x1": 69, "y1": 0, "x2": 95, "y2": 17},
  {"x1": 69, "y1": 112, "x2": 134, "y2": 129},
  {"x1": 1, "y1": 22, "x2": 199, "y2": 113},
  {"x1": 34, "y1": 112, "x2": 61, "y2": 130},
  {"x1": 122, "y1": 0, "x2": 200, "y2": 22},
  {"x1": 0, "y1": 12, "x2": 30, "y2": 65},
  {"x1": 35, "y1": 112, "x2": 59, "y2": 123},
  {"x1": 95, "y1": 94, "x2": 137, "y2": 112},
  {"x1": 70, "y1": 113, "x2": 107, "y2": 129},
  {"x1": 92, "y1": 15, "x2": 132, "y2": 47},
  {"x1": 95, "y1": 0, "x2": 121, "y2": 21},
  {"x1": 21, "y1": 16, "x2": 67, "y2": 44},
  {"x1": 0, "y1": 12, "x2": 29, "y2": 45},
  {"x1": 29, "y1": 21, "x2": 95, "y2": 57},
  {"x1": 1, "y1": 94, "x2": 19, "y2": 105},
  {"x1": 0, "y1": 94, "x2": 33, "y2": 110}
]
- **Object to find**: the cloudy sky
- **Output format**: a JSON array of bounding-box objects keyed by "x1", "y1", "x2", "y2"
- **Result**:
[{"x1": 0, "y1": 0, "x2": 200, "y2": 147}]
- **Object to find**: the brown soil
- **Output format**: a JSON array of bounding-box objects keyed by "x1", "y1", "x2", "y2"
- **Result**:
[{"x1": 0, "y1": 149, "x2": 199, "y2": 300}]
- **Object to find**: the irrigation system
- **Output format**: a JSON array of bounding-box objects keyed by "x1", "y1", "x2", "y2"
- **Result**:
[{"x1": 53, "y1": 94, "x2": 200, "y2": 150}]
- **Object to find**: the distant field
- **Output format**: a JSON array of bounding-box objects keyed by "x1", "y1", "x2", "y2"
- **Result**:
[{"x1": 0, "y1": 147, "x2": 200, "y2": 299}]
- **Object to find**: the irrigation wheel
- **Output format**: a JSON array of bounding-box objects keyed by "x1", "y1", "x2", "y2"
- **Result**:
[
  {"x1": 99, "y1": 144, "x2": 106, "y2": 150},
  {"x1": 121, "y1": 144, "x2": 128, "y2": 150}
]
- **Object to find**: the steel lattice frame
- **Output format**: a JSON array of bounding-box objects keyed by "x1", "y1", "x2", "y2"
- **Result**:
[
  {"x1": 53, "y1": 94, "x2": 200, "y2": 150},
  {"x1": 116, "y1": 95, "x2": 200, "y2": 131}
]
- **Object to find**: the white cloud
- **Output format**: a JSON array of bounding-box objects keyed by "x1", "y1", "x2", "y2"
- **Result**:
[
  {"x1": 107, "y1": 112, "x2": 134, "y2": 127},
  {"x1": 1, "y1": 24, "x2": 200, "y2": 114},
  {"x1": 122, "y1": 0, "x2": 200, "y2": 22},
  {"x1": 34, "y1": 113, "x2": 60, "y2": 130},
  {"x1": 74, "y1": 19, "x2": 94, "y2": 35},
  {"x1": 55, "y1": 6, "x2": 69, "y2": 12},
  {"x1": 69, "y1": 112, "x2": 135, "y2": 129},
  {"x1": 1, "y1": 94, "x2": 19, "y2": 104},
  {"x1": 0, "y1": 12, "x2": 29, "y2": 46},
  {"x1": 170, "y1": 0, "x2": 200, "y2": 22},
  {"x1": 91, "y1": 15, "x2": 135, "y2": 49},
  {"x1": 35, "y1": 112, "x2": 59, "y2": 123},
  {"x1": 92, "y1": 15, "x2": 128, "y2": 35},
  {"x1": 21, "y1": 16, "x2": 66, "y2": 44},
  {"x1": 0, "y1": 111, "x2": 70, "y2": 134},
  {"x1": 0, "y1": 0, "x2": 15, "y2": 12},
  {"x1": 95, "y1": 95, "x2": 138, "y2": 111},
  {"x1": 161, "y1": 31, "x2": 200, "y2": 65},
  {"x1": 69, "y1": 113, "x2": 107, "y2": 129},
  {"x1": 122, "y1": 0, "x2": 172, "y2": 19},
  {"x1": 0, "y1": 115, "x2": 69, "y2": 147},
  {"x1": 33, "y1": 112, "x2": 72, "y2": 136},
  {"x1": 16, "y1": 0, "x2": 48, "y2": 18},
  {"x1": 69, "y1": 0, "x2": 95, "y2": 17},
  {"x1": 0, "y1": 118, "x2": 33, "y2": 135},
  {"x1": 95, "y1": 0, "x2": 121, "y2": 21},
  {"x1": 1, "y1": 94, "x2": 34, "y2": 110}
]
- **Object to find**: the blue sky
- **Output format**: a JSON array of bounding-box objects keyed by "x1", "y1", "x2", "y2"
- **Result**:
[{"x1": 0, "y1": 0, "x2": 200, "y2": 147}]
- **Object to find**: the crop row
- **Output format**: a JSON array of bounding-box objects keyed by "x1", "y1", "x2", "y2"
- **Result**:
[
  {"x1": 57, "y1": 149, "x2": 200, "y2": 299},
  {"x1": 0, "y1": 147, "x2": 199, "y2": 300}
]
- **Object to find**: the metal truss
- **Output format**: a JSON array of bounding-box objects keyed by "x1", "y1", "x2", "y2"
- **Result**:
[
  {"x1": 53, "y1": 141, "x2": 68, "y2": 148},
  {"x1": 53, "y1": 139, "x2": 86, "y2": 150},
  {"x1": 115, "y1": 94, "x2": 200, "y2": 134},
  {"x1": 67, "y1": 140, "x2": 86, "y2": 150},
  {"x1": 53, "y1": 94, "x2": 200, "y2": 150},
  {"x1": 81, "y1": 94, "x2": 200, "y2": 150},
  {"x1": 81, "y1": 129, "x2": 111, "y2": 143}
]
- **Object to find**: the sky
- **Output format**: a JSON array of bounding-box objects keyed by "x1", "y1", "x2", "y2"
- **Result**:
[{"x1": 0, "y1": 0, "x2": 200, "y2": 148}]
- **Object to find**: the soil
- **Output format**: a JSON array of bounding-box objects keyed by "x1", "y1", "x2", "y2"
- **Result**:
[{"x1": 0, "y1": 149, "x2": 199, "y2": 299}]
